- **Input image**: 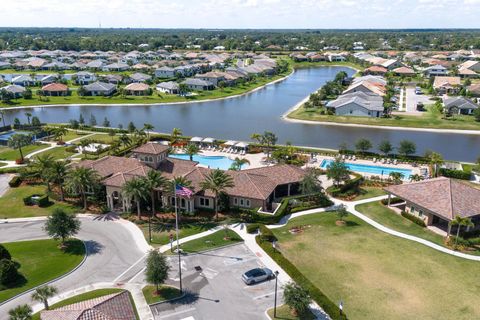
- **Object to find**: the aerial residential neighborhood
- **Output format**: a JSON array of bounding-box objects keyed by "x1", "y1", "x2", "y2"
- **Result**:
[{"x1": 1, "y1": 2, "x2": 480, "y2": 320}]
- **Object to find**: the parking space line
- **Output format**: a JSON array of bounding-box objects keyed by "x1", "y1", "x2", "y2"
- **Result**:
[
  {"x1": 253, "y1": 290, "x2": 283, "y2": 300},
  {"x1": 158, "y1": 307, "x2": 196, "y2": 319}
]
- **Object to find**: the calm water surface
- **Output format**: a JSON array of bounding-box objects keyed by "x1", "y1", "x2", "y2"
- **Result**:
[{"x1": 4, "y1": 67, "x2": 480, "y2": 162}]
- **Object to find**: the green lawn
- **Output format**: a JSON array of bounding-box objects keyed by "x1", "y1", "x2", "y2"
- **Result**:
[
  {"x1": 0, "y1": 185, "x2": 79, "y2": 218},
  {"x1": 267, "y1": 304, "x2": 316, "y2": 320},
  {"x1": 142, "y1": 285, "x2": 182, "y2": 305},
  {"x1": 33, "y1": 147, "x2": 77, "y2": 160},
  {"x1": 140, "y1": 222, "x2": 219, "y2": 247},
  {"x1": 349, "y1": 186, "x2": 387, "y2": 201},
  {"x1": 32, "y1": 288, "x2": 139, "y2": 320},
  {"x1": 82, "y1": 133, "x2": 117, "y2": 144},
  {"x1": 271, "y1": 212, "x2": 480, "y2": 320},
  {"x1": 288, "y1": 105, "x2": 480, "y2": 131},
  {"x1": 0, "y1": 144, "x2": 50, "y2": 161},
  {"x1": 175, "y1": 228, "x2": 243, "y2": 253},
  {"x1": 0, "y1": 239, "x2": 85, "y2": 303}
]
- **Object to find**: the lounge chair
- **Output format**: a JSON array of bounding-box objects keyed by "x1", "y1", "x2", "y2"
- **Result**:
[
  {"x1": 352, "y1": 155, "x2": 356, "y2": 161},
  {"x1": 341, "y1": 155, "x2": 345, "y2": 160},
  {"x1": 373, "y1": 157, "x2": 377, "y2": 163},
  {"x1": 393, "y1": 159, "x2": 398, "y2": 165}
]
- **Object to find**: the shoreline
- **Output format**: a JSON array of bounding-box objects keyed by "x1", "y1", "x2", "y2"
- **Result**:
[{"x1": 0, "y1": 69, "x2": 295, "y2": 111}]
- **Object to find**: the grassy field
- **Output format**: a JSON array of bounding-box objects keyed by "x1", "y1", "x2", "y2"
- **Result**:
[
  {"x1": 0, "y1": 144, "x2": 50, "y2": 161},
  {"x1": 31, "y1": 288, "x2": 139, "y2": 320},
  {"x1": 0, "y1": 72, "x2": 290, "y2": 108},
  {"x1": 141, "y1": 222, "x2": 219, "y2": 247},
  {"x1": 142, "y1": 285, "x2": 182, "y2": 305},
  {"x1": 271, "y1": 212, "x2": 480, "y2": 320},
  {"x1": 288, "y1": 105, "x2": 480, "y2": 131},
  {"x1": 267, "y1": 305, "x2": 316, "y2": 320},
  {"x1": 33, "y1": 146, "x2": 77, "y2": 160},
  {"x1": 0, "y1": 185, "x2": 79, "y2": 218},
  {"x1": 176, "y1": 229, "x2": 243, "y2": 253},
  {"x1": 0, "y1": 239, "x2": 85, "y2": 303}
]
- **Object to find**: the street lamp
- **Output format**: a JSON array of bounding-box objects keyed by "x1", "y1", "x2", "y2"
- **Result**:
[{"x1": 274, "y1": 270, "x2": 279, "y2": 318}]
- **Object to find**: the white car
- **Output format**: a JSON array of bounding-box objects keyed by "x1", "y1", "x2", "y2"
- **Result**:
[{"x1": 242, "y1": 268, "x2": 274, "y2": 285}]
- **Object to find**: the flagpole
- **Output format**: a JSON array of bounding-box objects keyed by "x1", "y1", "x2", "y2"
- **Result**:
[{"x1": 174, "y1": 181, "x2": 183, "y2": 293}]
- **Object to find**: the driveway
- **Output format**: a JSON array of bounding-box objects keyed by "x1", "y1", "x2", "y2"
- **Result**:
[
  {"x1": 405, "y1": 87, "x2": 434, "y2": 112},
  {"x1": 0, "y1": 215, "x2": 149, "y2": 319},
  {"x1": 143, "y1": 244, "x2": 283, "y2": 320}
]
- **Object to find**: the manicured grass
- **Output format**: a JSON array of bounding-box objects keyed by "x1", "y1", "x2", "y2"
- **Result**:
[
  {"x1": 0, "y1": 162, "x2": 6, "y2": 167},
  {"x1": 31, "y1": 289, "x2": 139, "y2": 320},
  {"x1": 81, "y1": 133, "x2": 117, "y2": 144},
  {"x1": 288, "y1": 105, "x2": 480, "y2": 131},
  {"x1": 0, "y1": 185, "x2": 79, "y2": 218},
  {"x1": 33, "y1": 147, "x2": 77, "y2": 160},
  {"x1": 142, "y1": 285, "x2": 182, "y2": 305},
  {"x1": 349, "y1": 186, "x2": 387, "y2": 201},
  {"x1": 271, "y1": 212, "x2": 480, "y2": 320},
  {"x1": 0, "y1": 144, "x2": 50, "y2": 161},
  {"x1": 267, "y1": 304, "x2": 316, "y2": 320},
  {"x1": 176, "y1": 228, "x2": 243, "y2": 253},
  {"x1": 0, "y1": 239, "x2": 85, "y2": 303},
  {"x1": 140, "y1": 222, "x2": 219, "y2": 247}
]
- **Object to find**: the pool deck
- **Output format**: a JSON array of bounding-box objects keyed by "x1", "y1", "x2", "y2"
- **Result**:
[{"x1": 173, "y1": 149, "x2": 271, "y2": 170}]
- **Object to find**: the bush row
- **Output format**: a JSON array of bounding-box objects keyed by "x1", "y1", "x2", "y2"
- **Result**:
[
  {"x1": 8, "y1": 176, "x2": 22, "y2": 188},
  {"x1": 256, "y1": 236, "x2": 348, "y2": 320},
  {"x1": 380, "y1": 197, "x2": 403, "y2": 206},
  {"x1": 259, "y1": 224, "x2": 277, "y2": 242},
  {"x1": 401, "y1": 211, "x2": 426, "y2": 227},
  {"x1": 439, "y1": 168, "x2": 471, "y2": 180},
  {"x1": 23, "y1": 194, "x2": 49, "y2": 207},
  {"x1": 246, "y1": 223, "x2": 260, "y2": 234}
]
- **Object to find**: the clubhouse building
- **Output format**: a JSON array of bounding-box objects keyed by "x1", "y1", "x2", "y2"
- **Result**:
[
  {"x1": 76, "y1": 142, "x2": 305, "y2": 213},
  {"x1": 384, "y1": 177, "x2": 480, "y2": 233}
]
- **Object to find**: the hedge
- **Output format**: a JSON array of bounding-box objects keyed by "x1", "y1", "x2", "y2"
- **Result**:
[
  {"x1": 259, "y1": 224, "x2": 277, "y2": 242},
  {"x1": 8, "y1": 176, "x2": 22, "y2": 188},
  {"x1": 439, "y1": 168, "x2": 471, "y2": 180},
  {"x1": 256, "y1": 236, "x2": 348, "y2": 320},
  {"x1": 246, "y1": 223, "x2": 260, "y2": 234},
  {"x1": 37, "y1": 195, "x2": 50, "y2": 207},
  {"x1": 401, "y1": 211, "x2": 426, "y2": 227},
  {"x1": 380, "y1": 197, "x2": 403, "y2": 206},
  {"x1": 23, "y1": 196, "x2": 34, "y2": 206}
]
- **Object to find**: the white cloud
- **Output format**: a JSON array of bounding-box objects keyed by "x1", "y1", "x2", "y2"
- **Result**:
[{"x1": 0, "y1": 0, "x2": 478, "y2": 28}]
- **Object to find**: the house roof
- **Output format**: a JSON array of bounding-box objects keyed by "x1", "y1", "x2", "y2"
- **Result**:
[
  {"x1": 443, "y1": 97, "x2": 478, "y2": 110},
  {"x1": 433, "y1": 76, "x2": 461, "y2": 89},
  {"x1": 384, "y1": 177, "x2": 480, "y2": 221},
  {"x1": 132, "y1": 142, "x2": 169, "y2": 154},
  {"x1": 0, "y1": 84, "x2": 26, "y2": 93},
  {"x1": 156, "y1": 81, "x2": 179, "y2": 90},
  {"x1": 364, "y1": 66, "x2": 387, "y2": 73},
  {"x1": 327, "y1": 91, "x2": 384, "y2": 111},
  {"x1": 40, "y1": 291, "x2": 136, "y2": 320},
  {"x1": 73, "y1": 156, "x2": 147, "y2": 178},
  {"x1": 124, "y1": 82, "x2": 150, "y2": 91},
  {"x1": 42, "y1": 83, "x2": 68, "y2": 92},
  {"x1": 84, "y1": 81, "x2": 116, "y2": 92},
  {"x1": 393, "y1": 66, "x2": 415, "y2": 75}
]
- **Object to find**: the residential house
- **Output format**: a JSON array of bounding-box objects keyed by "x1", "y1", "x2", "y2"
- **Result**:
[
  {"x1": 384, "y1": 177, "x2": 480, "y2": 233},
  {"x1": 183, "y1": 78, "x2": 214, "y2": 91},
  {"x1": 467, "y1": 83, "x2": 480, "y2": 97},
  {"x1": 363, "y1": 66, "x2": 387, "y2": 76},
  {"x1": 100, "y1": 74, "x2": 123, "y2": 84},
  {"x1": 86, "y1": 60, "x2": 105, "y2": 70},
  {"x1": 195, "y1": 71, "x2": 226, "y2": 86},
  {"x1": 392, "y1": 66, "x2": 416, "y2": 77},
  {"x1": 103, "y1": 62, "x2": 129, "y2": 72},
  {"x1": 343, "y1": 79, "x2": 386, "y2": 96},
  {"x1": 83, "y1": 81, "x2": 116, "y2": 96},
  {"x1": 11, "y1": 75, "x2": 35, "y2": 87},
  {"x1": 128, "y1": 72, "x2": 152, "y2": 83},
  {"x1": 433, "y1": 76, "x2": 461, "y2": 95},
  {"x1": 0, "y1": 61, "x2": 11, "y2": 69},
  {"x1": 424, "y1": 65, "x2": 448, "y2": 77},
  {"x1": 380, "y1": 59, "x2": 403, "y2": 70},
  {"x1": 124, "y1": 82, "x2": 151, "y2": 96},
  {"x1": 326, "y1": 92, "x2": 384, "y2": 117},
  {"x1": 37, "y1": 74, "x2": 58, "y2": 85},
  {"x1": 75, "y1": 71, "x2": 97, "y2": 85},
  {"x1": 155, "y1": 66, "x2": 176, "y2": 78},
  {"x1": 41, "y1": 83, "x2": 69, "y2": 96},
  {"x1": 156, "y1": 81, "x2": 179, "y2": 94},
  {"x1": 458, "y1": 60, "x2": 480, "y2": 72},
  {"x1": 443, "y1": 96, "x2": 478, "y2": 115},
  {"x1": 0, "y1": 84, "x2": 26, "y2": 98}
]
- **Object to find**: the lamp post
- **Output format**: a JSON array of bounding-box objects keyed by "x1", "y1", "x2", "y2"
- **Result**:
[{"x1": 274, "y1": 270, "x2": 279, "y2": 318}]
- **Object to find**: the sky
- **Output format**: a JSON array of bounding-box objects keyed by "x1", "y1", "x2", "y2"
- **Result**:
[{"x1": 1, "y1": 0, "x2": 480, "y2": 29}]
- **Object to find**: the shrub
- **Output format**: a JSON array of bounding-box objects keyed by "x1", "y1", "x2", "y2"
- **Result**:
[
  {"x1": 0, "y1": 245, "x2": 11, "y2": 260},
  {"x1": 401, "y1": 211, "x2": 426, "y2": 227},
  {"x1": 380, "y1": 197, "x2": 403, "y2": 206},
  {"x1": 0, "y1": 259, "x2": 20, "y2": 286},
  {"x1": 8, "y1": 176, "x2": 22, "y2": 188},
  {"x1": 23, "y1": 196, "x2": 34, "y2": 206},
  {"x1": 259, "y1": 225, "x2": 277, "y2": 242},
  {"x1": 439, "y1": 168, "x2": 471, "y2": 180},
  {"x1": 246, "y1": 223, "x2": 260, "y2": 234},
  {"x1": 65, "y1": 145, "x2": 78, "y2": 153},
  {"x1": 256, "y1": 237, "x2": 347, "y2": 320},
  {"x1": 37, "y1": 195, "x2": 50, "y2": 207}
]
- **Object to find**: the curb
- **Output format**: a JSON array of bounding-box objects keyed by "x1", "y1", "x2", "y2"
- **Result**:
[
  {"x1": 0, "y1": 239, "x2": 88, "y2": 307},
  {"x1": 180, "y1": 240, "x2": 245, "y2": 256}
]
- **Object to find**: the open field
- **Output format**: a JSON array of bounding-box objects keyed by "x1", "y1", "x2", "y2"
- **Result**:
[
  {"x1": 0, "y1": 144, "x2": 50, "y2": 161},
  {"x1": 271, "y1": 212, "x2": 480, "y2": 320},
  {"x1": 0, "y1": 185, "x2": 79, "y2": 218},
  {"x1": 176, "y1": 228, "x2": 243, "y2": 253},
  {"x1": 288, "y1": 105, "x2": 480, "y2": 131},
  {"x1": 0, "y1": 239, "x2": 85, "y2": 303},
  {"x1": 33, "y1": 146, "x2": 77, "y2": 160}
]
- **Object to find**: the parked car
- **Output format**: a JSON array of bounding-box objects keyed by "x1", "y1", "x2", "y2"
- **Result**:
[
  {"x1": 415, "y1": 87, "x2": 422, "y2": 95},
  {"x1": 242, "y1": 268, "x2": 274, "y2": 285}
]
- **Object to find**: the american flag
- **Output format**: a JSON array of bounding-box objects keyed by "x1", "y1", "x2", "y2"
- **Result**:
[{"x1": 175, "y1": 184, "x2": 193, "y2": 197}]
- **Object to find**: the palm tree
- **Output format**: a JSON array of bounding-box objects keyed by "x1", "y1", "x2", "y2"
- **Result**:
[
  {"x1": 230, "y1": 157, "x2": 250, "y2": 171},
  {"x1": 119, "y1": 134, "x2": 131, "y2": 155},
  {"x1": 450, "y1": 215, "x2": 474, "y2": 247},
  {"x1": 54, "y1": 127, "x2": 68, "y2": 144},
  {"x1": 49, "y1": 161, "x2": 68, "y2": 201},
  {"x1": 409, "y1": 174, "x2": 423, "y2": 182},
  {"x1": 171, "y1": 127, "x2": 182, "y2": 143},
  {"x1": 66, "y1": 167, "x2": 99, "y2": 210},
  {"x1": 31, "y1": 285, "x2": 57, "y2": 310},
  {"x1": 428, "y1": 151, "x2": 444, "y2": 177},
  {"x1": 25, "y1": 112, "x2": 32, "y2": 125},
  {"x1": 142, "y1": 170, "x2": 168, "y2": 218},
  {"x1": 123, "y1": 177, "x2": 147, "y2": 219},
  {"x1": 200, "y1": 169, "x2": 234, "y2": 220},
  {"x1": 29, "y1": 154, "x2": 55, "y2": 191},
  {"x1": 143, "y1": 123, "x2": 154, "y2": 140},
  {"x1": 8, "y1": 304, "x2": 32, "y2": 320},
  {"x1": 184, "y1": 143, "x2": 200, "y2": 161},
  {"x1": 8, "y1": 134, "x2": 32, "y2": 162},
  {"x1": 107, "y1": 128, "x2": 116, "y2": 142}
]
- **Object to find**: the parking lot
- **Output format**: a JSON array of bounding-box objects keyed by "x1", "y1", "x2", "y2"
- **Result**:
[
  {"x1": 151, "y1": 244, "x2": 283, "y2": 320},
  {"x1": 405, "y1": 87, "x2": 434, "y2": 112}
]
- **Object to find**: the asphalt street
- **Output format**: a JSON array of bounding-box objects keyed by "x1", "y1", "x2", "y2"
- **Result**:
[{"x1": 0, "y1": 215, "x2": 147, "y2": 319}]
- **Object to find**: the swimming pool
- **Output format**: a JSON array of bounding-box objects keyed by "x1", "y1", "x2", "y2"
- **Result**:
[
  {"x1": 0, "y1": 131, "x2": 33, "y2": 141},
  {"x1": 170, "y1": 154, "x2": 246, "y2": 170},
  {"x1": 320, "y1": 159, "x2": 412, "y2": 178}
]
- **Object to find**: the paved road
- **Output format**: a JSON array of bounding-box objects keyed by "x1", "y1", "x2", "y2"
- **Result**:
[
  {"x1": 145, "y1": 244, "x2": 282, "y2": 320},
  {"x1": 405, "y1": 87, "x2": 433, "y2": 112},
  {"x1": 0, "y1": 215, "x2": 148, "y2": 319}
]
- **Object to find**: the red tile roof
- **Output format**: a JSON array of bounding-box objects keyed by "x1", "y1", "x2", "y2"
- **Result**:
[
  {"x1": 42, "y1": 83, "x2": 69, "y2": 92},
  {"x1": 132, "y1": 142, "x2": 169, "y2": 155}
]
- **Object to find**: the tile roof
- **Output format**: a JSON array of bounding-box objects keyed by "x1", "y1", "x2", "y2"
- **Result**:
[
  {"x1": 384, "y1": 177, "x2": 480, "y2": 221},
  {"x1": 132, "y1": 142, "x2": 169, "y2": 155},
  {"x1": 73, "y1": 156, "x2": 147, "y2": 178},
  {"x1": 42, "y1": 83, "x2": 69, "y2": 92}
]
